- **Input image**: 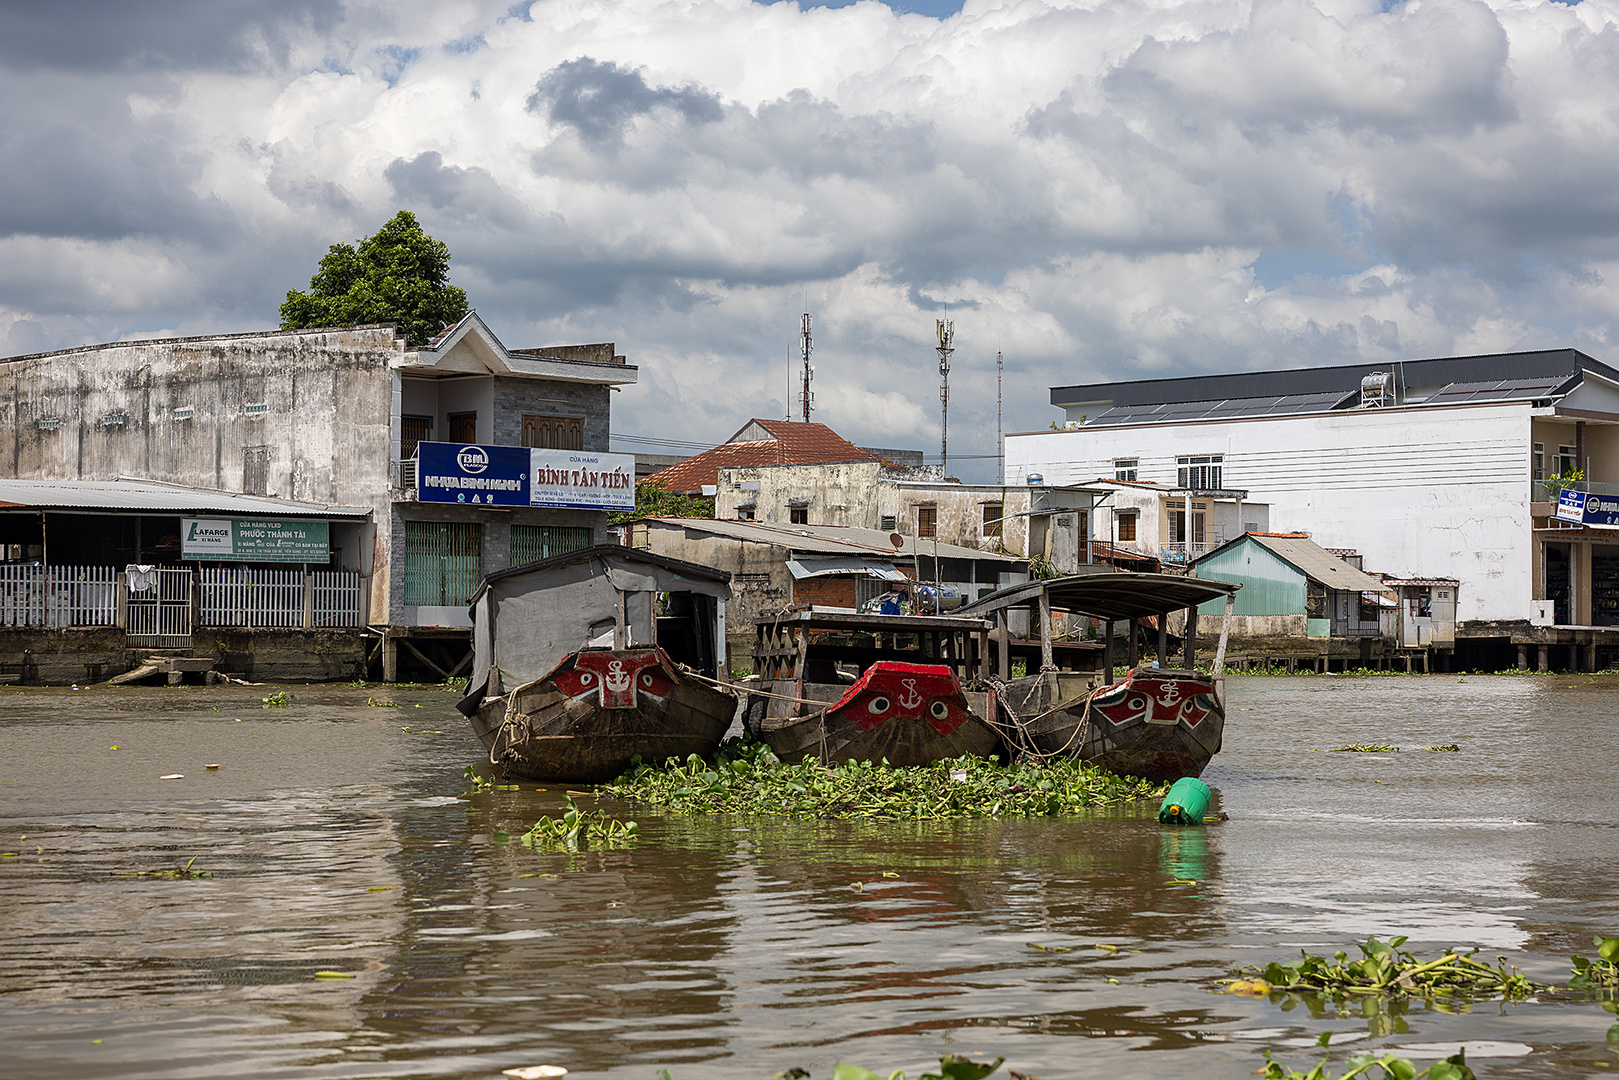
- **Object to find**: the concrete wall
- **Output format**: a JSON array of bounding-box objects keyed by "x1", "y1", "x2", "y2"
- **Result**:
[
  {"x1": 715, "y1": 461, "x2": 883, "y2": 526},
  {"x1": 1009, "y1": 402, "x2": 1534, "y2": 622},
  {"x1": 492, "y1": 376, "x2": 611, "y2": 452},
  {"x1": 0, "y1": 627, "x2": 368, "y2": 684},
  {"x1": 880, "y1": 482, "x2": 1033, "y2": 554}
]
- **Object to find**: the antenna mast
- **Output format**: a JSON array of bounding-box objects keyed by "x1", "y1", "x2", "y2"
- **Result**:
[
  {"x1": 799, "y1": 312, "x2": 815, "y2": 422},
  {"x1": 996, "y1": 350, "x2": 1003, "y2": 484},
  {"x1": 936, "y1": 316, "x2": 954, "y2": 474}
]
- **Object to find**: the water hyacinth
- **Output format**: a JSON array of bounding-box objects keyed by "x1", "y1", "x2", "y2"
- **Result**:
[{"x1": 599, "y1": 738, "x2": 1169, "y2": 820}]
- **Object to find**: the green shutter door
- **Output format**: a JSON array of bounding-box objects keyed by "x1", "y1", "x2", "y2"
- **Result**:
[{"x1": 404, "y1": 521, "x2": 483, "y2": 606}]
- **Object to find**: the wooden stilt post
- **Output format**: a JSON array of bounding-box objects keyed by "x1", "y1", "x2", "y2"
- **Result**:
[
  {"x1": 1183, "y1": 605, "x2": 1197, "y2": 669},
  {"x1": 1103, "y1": 620, "x2": 1114, "y2": 682}
]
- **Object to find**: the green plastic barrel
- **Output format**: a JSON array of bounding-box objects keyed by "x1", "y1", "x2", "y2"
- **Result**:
[{"x1": 1158, "y1": 777, "x2": 1212, "y2": 825}]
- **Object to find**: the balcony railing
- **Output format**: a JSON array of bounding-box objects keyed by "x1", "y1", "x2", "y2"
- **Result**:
[
  {"x1": 1533, "y1": 479, "x2": 1619, "y2": 502},
  {"x1": 1159, "y1": 542, "x2": 1216, "y2": 563}
]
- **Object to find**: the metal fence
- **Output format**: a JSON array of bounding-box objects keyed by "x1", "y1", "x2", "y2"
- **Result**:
[
  {"x1": 126, "y1": 567, "x2": 194, "y2": 649},
  {"x1": 0, "y1": 565, "x2": 118, "y2": 627},
  {"x1": 200, "y1": 567, "x2": 364, "y2": 628}
]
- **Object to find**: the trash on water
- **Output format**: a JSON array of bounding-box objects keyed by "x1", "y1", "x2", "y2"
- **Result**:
[{"x1": 503, "y1": 1067, "x2": 568, "y2": 1079}]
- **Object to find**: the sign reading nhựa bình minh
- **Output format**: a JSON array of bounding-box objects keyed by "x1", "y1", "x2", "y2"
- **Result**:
[
  {"x1": 416, "y1": 442, "x2": 531, "y2": 506},
  {"x1": 1581, "y1": 492, "x2": 1619, "y2": 528},
  {"x1": 182, "y1": 519, "x2": 330, "y2": 562},
  {"x1": 529, "y1": 449, "x2": 635, "y2": 511}
]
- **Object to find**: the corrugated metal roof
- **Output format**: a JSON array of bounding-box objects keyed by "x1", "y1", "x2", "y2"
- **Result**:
[
  {"x1": 648, "y1": 517, "x2": 1022, "y2": 563},
  {"x1": 0, "y1": 478, "x2": 371, "y2": 518},
  {"x1": 1380, "y1": 577, "x2": 1460, "y2": 587},
  {"x1": 643, "y1": 420, "x2": 879, "y2": 493},
  {"x1": 1240, "y1": 534, "x2": 1388, "y2": 592}
]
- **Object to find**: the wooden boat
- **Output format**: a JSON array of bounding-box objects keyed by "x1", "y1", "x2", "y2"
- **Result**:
[
  {"x1": 956, "y1": 572, "x2": 1241, "y2": 782},
  {"x1": 456, "y1": 546, "x2": 737, "y2": 782},
  {"x1": 744, "y1": 610, "x2": 1005, "y2": 766}
]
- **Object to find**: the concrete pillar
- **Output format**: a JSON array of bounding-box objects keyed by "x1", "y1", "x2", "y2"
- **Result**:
[
  {"x1": 1538, "y1": 644, "x2": 1548, "y2": 673},
  {"x1": 1184, "y1": 606, "x2": 1198, "y2": 669},
  {"x1": 1157, "y1": 611, "x2": 1169, "y2": 667},
  {"x1": 1128, "y1": 619, "x2": 1140, "y2": 667},
  {"x1": 1103, "y1": 619, "x2": 1114, "y2": 682},
  {"x1": 383, "y1": 632, "x2": 399, "y2": 682},
  {"x1": 1517, "y1": 644, "x2": 1528, "y2": 671}
]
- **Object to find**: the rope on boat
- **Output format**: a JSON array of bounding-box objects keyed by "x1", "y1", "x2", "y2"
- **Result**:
[
  {"x1": 982, "y1": 672, "x2": 1094, "y2": 762},
  {"x1": 679, "y1": 668, "x2": 839, "y2": 708}
]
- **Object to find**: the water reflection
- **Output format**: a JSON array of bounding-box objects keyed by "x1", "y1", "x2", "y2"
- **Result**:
[{"x1": 3, "y1": 677, "x2": 1619, "y2": 1078}]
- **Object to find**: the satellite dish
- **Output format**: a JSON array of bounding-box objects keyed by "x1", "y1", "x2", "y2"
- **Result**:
[{"x1": 890, "y1": 533, "x2": 904, "y2": 549}]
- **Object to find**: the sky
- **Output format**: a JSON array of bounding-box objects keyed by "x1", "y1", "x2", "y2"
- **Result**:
[{"x1": 3, "y1": 0, "x2": 1619, "y2": 481}]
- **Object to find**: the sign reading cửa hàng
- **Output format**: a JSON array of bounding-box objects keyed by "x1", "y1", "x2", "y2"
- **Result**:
[{"x1": 182, "y1": 519, "x2": 330, "y2": 562}]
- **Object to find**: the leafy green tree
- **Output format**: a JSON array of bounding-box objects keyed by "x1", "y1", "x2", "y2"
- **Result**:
[
  {"x1": 279, "y1": 211, "x2": 469, "y2": 346},
  {"x1": 609, "y1": 481, "x2": 714, "y2": 524}
]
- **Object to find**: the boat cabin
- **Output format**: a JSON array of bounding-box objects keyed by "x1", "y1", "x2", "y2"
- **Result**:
[
  {"x1": 457, "y1": 545, "x2": 731, "y2": 713},
  {"x1": 956, "y1": 572, "x2": 1241, "y2": 681}
]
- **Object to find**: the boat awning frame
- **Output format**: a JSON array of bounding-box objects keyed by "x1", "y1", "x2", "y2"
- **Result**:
[{"x1": 956, "y1": 571, "x2": 1240, "y2": 621}]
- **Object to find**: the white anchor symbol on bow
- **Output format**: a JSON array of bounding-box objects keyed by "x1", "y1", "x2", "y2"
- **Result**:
[
  {"x1": 604, "y1": 660, "x2": 631, "y2": 692},
  {"x1": 898, "y1": 678, "x2": 923, "y2": 710}
]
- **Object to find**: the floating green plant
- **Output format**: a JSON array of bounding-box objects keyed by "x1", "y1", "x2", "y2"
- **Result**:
[
  {"x1": 1571, "y1": 936, "x2": 1619, "y2": 994},
  {"x1": 365, "y1": 696, "x2": 397, "y2": 707},
  {"x1": 261, "y1": 691, "x2": 291, "y2": 708},
  {"x1": 115, "y1": 856, "x2": 211, "y2": 880},
  {"x1": 1230, "y1": 937, "x2": 1543, "y2": 1002},
  {"x1": 655, "y1": 1059, "x2": 1008, "y2": 1080},
  {"x1": 1415, "y1": 743, "x2": 1462, "y2": 752},
  {"x1": 599, "y1": 738, "x2": 1168, "y2": 820},
  {"x1": 1262, "y1": 1032, "x2": 1473, "y2": 1080},
  {"x1": 510, "y1": 796, "x2": 637, "y2": 852},
  {"x1": 1328, "y1": 743, "x2": 1399, "y2": 753}
]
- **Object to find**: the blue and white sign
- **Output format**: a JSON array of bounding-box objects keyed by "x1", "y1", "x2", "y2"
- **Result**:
[
  {"x1": 416, "y1": 442, "x2": 635, "y2": 511},
  {"x1": 1556, "y1": 489, "x2": 1586, "y2": 523},
  {"x1": 1582, "y1": 492, "x2": 1619, "y2": 528},
  {"x1": 530, "y1": 448, "x2": 635, "y2": 511},
  {"x1": 417, "y1": 442, "x2": 530, "y2": 506},
  {"x1": 1554, "y1": 488, "x2": 1619, "y2": 529}
]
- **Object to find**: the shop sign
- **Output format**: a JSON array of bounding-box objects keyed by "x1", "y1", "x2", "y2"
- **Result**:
[
  {"x1": 182, "y1": 518, "x2": 330, "y2": 562},
  {"x1": 529, "y1": 449, "x2": 635, "y2": 511},
  {"x1": 1554, "y1": 489, "x2": 1619, "y2": 528},
  {"x1": 417, "y1": 442, "x2": 531, "y2": 506}
]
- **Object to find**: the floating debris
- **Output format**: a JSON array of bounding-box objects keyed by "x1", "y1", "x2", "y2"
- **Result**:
[
  {"x1": 1328, "y1": 743, "x2": 1399, "y2": 753},
  {"x1": 160, "y1": 774, "x2": 184, "y2": 780},
  {"x1": 1416, "y1": 743, "x2": 1462, "y2": 752},
  {"x1": 313, "y1": 971, "x2": 356, "y2": 980},
  {"x1": 503, "y1": 1067, "x2": 568, "y2": 1079}
]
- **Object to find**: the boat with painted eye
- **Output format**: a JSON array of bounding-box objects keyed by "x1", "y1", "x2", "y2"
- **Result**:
[
  {"x1": 456, "y1": 546, "x2": 738, "y2": 782},
  {"x1": 743, "y1": 610, "x2": 1006, "y2": 766},
  {"x1": 955, "y1": 572, "x2": 1241, "y2": 782}
]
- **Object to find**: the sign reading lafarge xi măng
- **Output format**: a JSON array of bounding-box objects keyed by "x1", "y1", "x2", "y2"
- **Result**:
[{"x1": 182, "y1": 519, "x2": 330, "y2": 562}]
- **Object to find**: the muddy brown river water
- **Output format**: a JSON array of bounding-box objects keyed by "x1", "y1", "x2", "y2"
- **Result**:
[{"x1": 2, "y1": 675, "x2": 1618, "y2": 1079}]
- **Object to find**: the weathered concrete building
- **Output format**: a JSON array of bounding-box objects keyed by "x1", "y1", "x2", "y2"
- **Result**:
[
  {"x1": 1083, "y1": 479, "x2": 1270, "y2": 567},
  {"x1": 0, "y1": 313, "x2": 637, "y2": 681}
]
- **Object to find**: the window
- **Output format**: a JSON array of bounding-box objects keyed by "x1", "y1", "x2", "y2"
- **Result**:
[
  {"x1": 449, "y1": 411, "x2": 477, "y2": 443},
  {"x1": 982, "y1": 504, "x2": 1003, "y2": 537},
  {"x1": 917, "y1": 506, "x2": 937, "y2": 539},
  {"x1": 1117, "y1": 512, "x2": 1137, "y2": 542},
  {"x1": 402, "y1": 415, "x2": 432, "y2": 459},
  {"x1": 511, "y1": 525, "x2": 592, "y2": 565},
  {"x1": 1555, "y1": 444, "x2": 1578, "y2": 477},
  {"x1": 1533, "y1": 442, "x2": 1545, "y2": 482},
  {"x1": 737, "y1": 506, "x2": 756, "y2": 521},
  {"x1": 1114, "y1": 458, "x2": 1138, "y2": 482},
  {"x1": 522, "y1": 413, "x2": 584, "y2": 450},
  {"x1": 243, "y1": 445, "x2": 271, "y2": 496},
  {"x1": 404, "y1": 521, "x2": 482, "y2": 606},
  {"x1": 790, "y1": 505, "x2": 808, "y2": 525},
  {"x1": 1177, "y1": 455, "x2": 1222, "y2": 490},
  {"x1": 880, "y1": 514, "x2": 897, "y2": 531}
]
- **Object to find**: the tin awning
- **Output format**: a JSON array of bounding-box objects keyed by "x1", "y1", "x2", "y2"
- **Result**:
[{"x1": 786, "y1": 556, "x2": 909, "y2": 582}]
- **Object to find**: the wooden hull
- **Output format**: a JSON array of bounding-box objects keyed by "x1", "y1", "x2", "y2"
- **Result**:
[
  {"x1": 746, "y1": 661, "x2": 1004, "y2": 766},
  {"x1": 1000, "y1": 667, "x2": 1224, "y2": 782},
  {"x1": 468, "y1": 647, "x2": 735, "y2": 783}
]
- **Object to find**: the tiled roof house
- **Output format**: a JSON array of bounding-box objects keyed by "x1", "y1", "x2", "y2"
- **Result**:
[{"x1": 642, "y1": 419, "x2": 879, "y2": 494}]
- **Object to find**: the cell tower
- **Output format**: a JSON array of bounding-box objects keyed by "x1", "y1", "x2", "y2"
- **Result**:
[
  {"x1": 996, "y1": 350, "x2": 1004, "y2": 484},
  {"x1": 799, "y1": 312, "x2": 815, "y2": 422},
  {"x1": 936, "y1": 317, "x2": 954, "y2": 474}
]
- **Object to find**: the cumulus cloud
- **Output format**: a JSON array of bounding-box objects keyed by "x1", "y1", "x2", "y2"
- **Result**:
[{"x1": 4, "y1": 0, "x2": 1619, "y2": 479}]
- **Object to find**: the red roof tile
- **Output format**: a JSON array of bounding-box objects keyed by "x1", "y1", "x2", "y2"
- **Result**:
[{"x1": 643, "y1": 419, "x2": 879, "y2": 493}]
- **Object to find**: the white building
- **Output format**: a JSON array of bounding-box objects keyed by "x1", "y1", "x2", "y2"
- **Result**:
[{"x1": 1006, "y1": 349, "x2": 1619, "y2": 670}]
